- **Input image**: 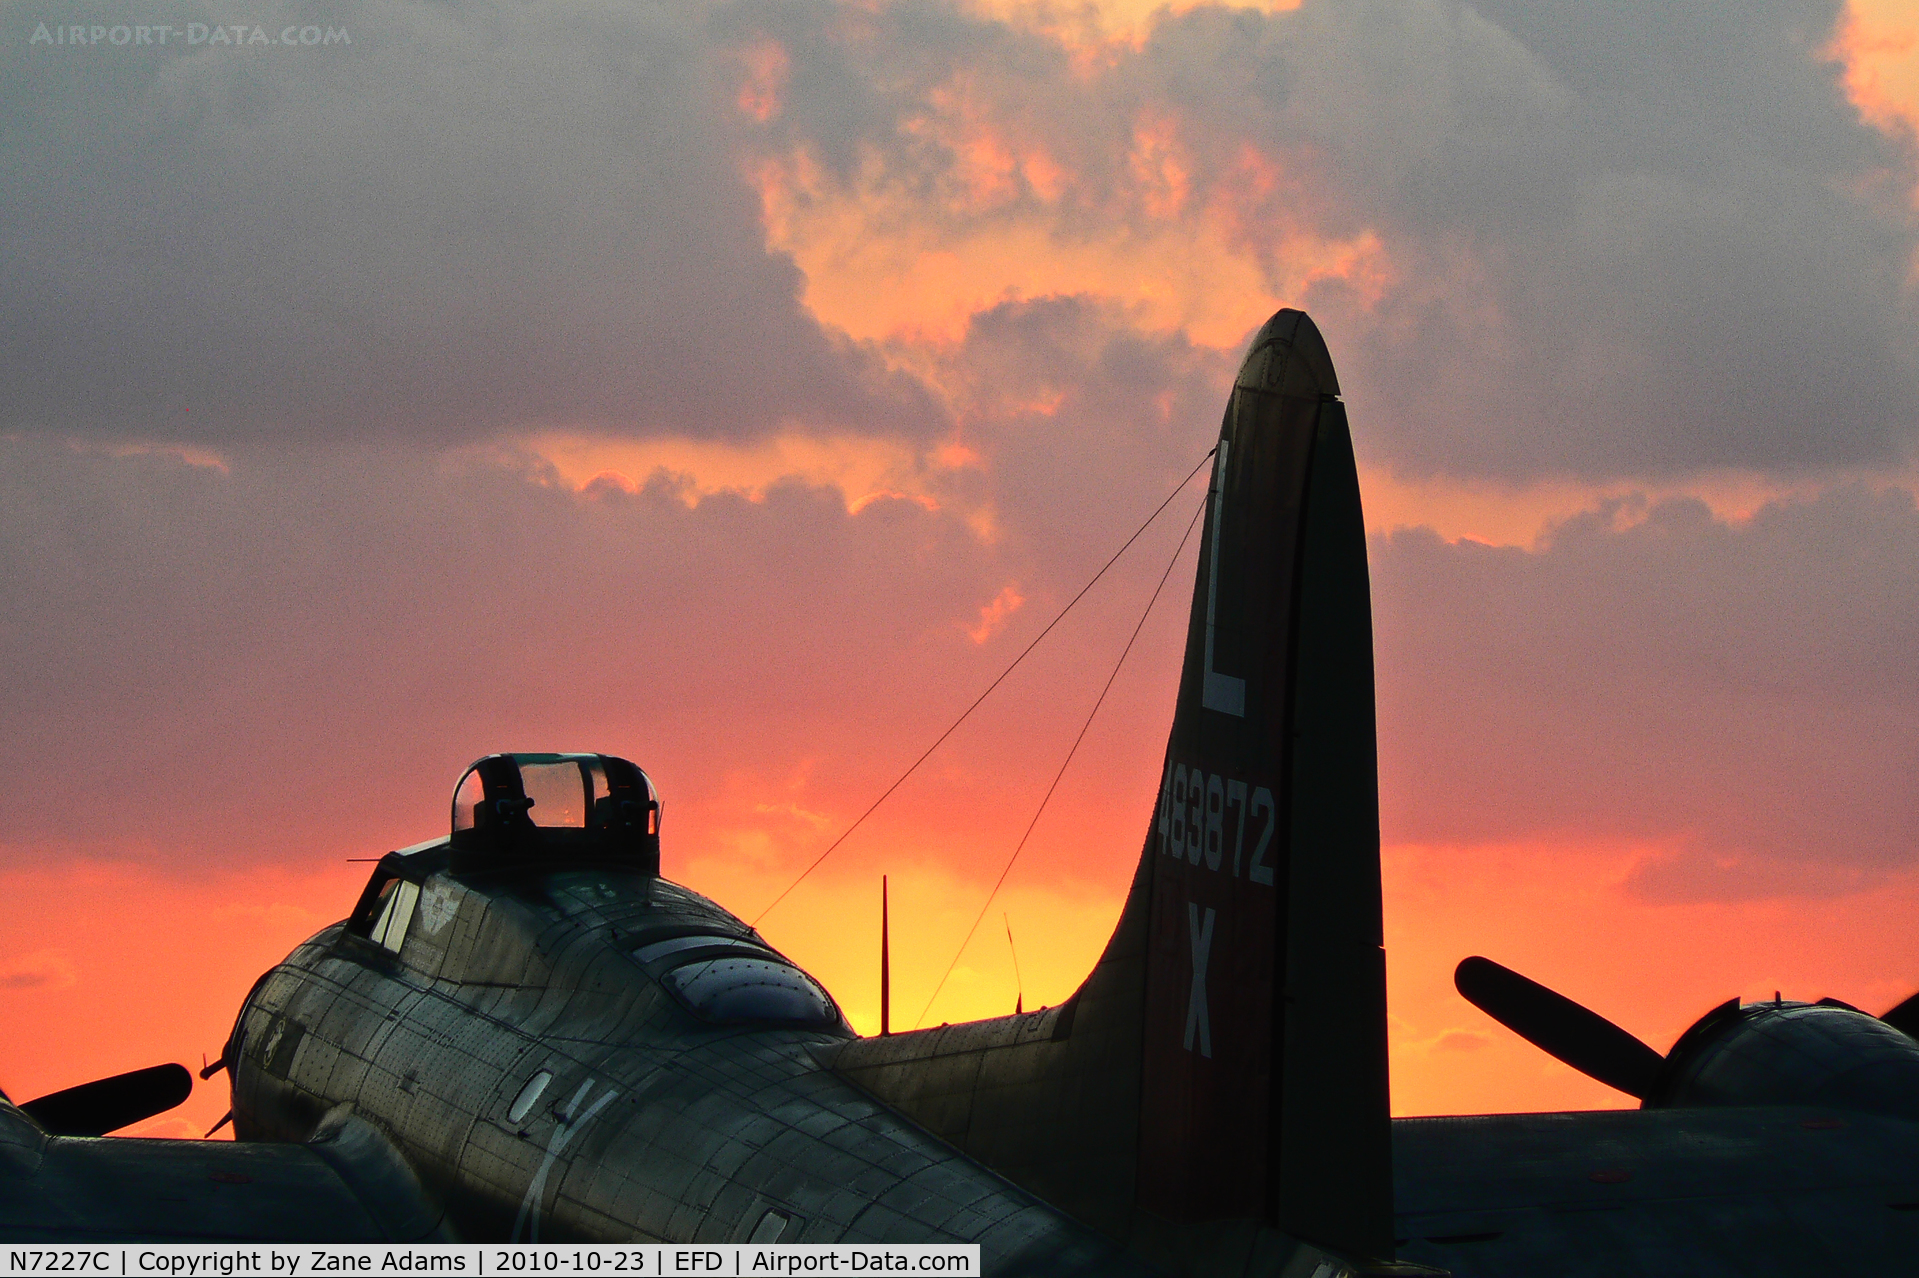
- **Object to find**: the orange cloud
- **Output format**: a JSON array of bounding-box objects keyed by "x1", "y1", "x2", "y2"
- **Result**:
[
  {"x1": 752, "y1": 137, "x2": 1388, "y2": 349},
  {"x1": 743, "y1": 16, "x2": 1394, "y2": 354},
  {"x1": 962, "y1": 0, "x2": 1305, "y2": 72},
  {"x1": 1430, "y1": 1029, "x2": 1491, "y2": 1054},
  {"x1": 966, "y1": 583, "x2": 1025, "y2": 643},
  {"x1": 900, "y1": 74, "x2": 1043, "y2": 214},
  {"x1": 1832, "y1": 0, "x2": 1919, "y2": 141},
  {"x1": 62, "y1": 437, "x2": 230, "y2": 475},
  {"x1": 1128, "y1": 109, "x2": 1192, "y2": 221},
  {"x1": 516, "y1": 431, "x2": 990, "y2": 526},
  {"x1": 733, "y1": 37, "x2": 791, "y2": 124},
  {"x1": 1357, "y1": 462, "x2": 1919, "y2": 550},
  {"x1": 0, "y1": 950, "x2": 77, "y2": 992}
]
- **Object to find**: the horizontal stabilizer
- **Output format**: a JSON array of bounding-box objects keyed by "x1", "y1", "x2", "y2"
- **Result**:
[{"x1": 1881, "y1": 989, "x2": 1919, "y2": 1040}]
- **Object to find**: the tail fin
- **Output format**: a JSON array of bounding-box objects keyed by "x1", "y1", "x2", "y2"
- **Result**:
[
  {"x1": 1138, "y1": 309, "x2": 1390, "y2": 1251},
  {"x1": 831, "y1": 310, "x2": 1391, "y2": 1266}
]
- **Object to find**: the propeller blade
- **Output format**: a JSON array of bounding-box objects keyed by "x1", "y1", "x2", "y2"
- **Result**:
[
  {"x1": 19, "y1": 1063, "x2": 193, "y2": 1137},
  {"x1": 1882, "y1": 990, "x2": 1919, "y2": 1041},
  {"x1": 1455, "y1": 956, "x2": 1665, "y2": 1100}
]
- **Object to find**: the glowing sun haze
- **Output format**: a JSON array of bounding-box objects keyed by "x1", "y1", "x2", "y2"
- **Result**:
[{"x1": 3, "y1": 0, "x2": 1918, "y2": 1143}]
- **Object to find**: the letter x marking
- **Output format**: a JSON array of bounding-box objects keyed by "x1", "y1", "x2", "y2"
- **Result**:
[{"x1": 1184, "y1": 903, "x2": 1215, "y2": 1058}]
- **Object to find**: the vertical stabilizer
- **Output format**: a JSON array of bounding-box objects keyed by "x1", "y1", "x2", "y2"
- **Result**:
[
  {"x1": 1137, "y1": 309, "x2": 1391, "y2": 1256},
  {"x1": 831, "y1": 309, "x2": 1392, "y2": 1269}
]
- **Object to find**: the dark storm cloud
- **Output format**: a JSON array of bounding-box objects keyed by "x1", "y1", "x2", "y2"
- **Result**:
[
  {"x1": 0, "y1": 305, "x2": 1218, "y2": 878},
  {"x1": 9, "y1": 0, "x2": 1910, "y2": 473},
  {"x1": 729, "y1": 0, "x2": 1919, "y2": 478},
  {"x1": 937, "y1": 296, "x2": 1234, "y2": 563},
  {"x1": 1373, "y1": 484, "x2": 1919, "y2": 899},
  {"x1": 0, "y1": 2, "x2": 942, "y2": 443},
  {"x1": 1304, "y1": 0, "x2": 1919, "y2": 478},
  {"x1": 0, "y1": 435, "x2": 1012, "y2": 866}
]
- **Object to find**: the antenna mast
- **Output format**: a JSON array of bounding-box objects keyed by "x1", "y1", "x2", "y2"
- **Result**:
[
  {"x1": 1005, "y1": 913, "x2": 1024, "y2": 1015},
  {"x1": 881, "y1": 875, "x2": 891, "y2": 1036}
]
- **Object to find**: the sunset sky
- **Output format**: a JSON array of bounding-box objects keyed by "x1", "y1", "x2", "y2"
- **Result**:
[{"x1": 3, "y1": 0, "x2": 1918, "y2": 1142}]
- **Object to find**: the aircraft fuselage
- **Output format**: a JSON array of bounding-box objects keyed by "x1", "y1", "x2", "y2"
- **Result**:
[{"x1": 227, "y1": 844, "x2": 1141, "y2": 1270}]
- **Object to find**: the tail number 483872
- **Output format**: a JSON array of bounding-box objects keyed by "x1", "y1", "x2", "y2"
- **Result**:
[{"x1": 1156, "y1": 762, "x2": 1275, "y2": 886}]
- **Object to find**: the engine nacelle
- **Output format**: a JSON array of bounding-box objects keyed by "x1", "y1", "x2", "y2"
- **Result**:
[{"x1": 1647, "y1": 998, "x2": 1919, "y2": 1122}]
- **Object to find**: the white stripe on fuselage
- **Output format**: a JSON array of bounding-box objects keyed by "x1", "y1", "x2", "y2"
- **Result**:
[{"x1": 512, "y1": 1079, "x2": 619, "y2": 1242}]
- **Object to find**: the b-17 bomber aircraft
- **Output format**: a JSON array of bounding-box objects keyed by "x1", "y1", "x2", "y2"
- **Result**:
[{"x1": 6, "y1": 310, "x2": 1919, "y2": 1276}]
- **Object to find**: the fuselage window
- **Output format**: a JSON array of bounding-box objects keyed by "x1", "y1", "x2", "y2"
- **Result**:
[
  {"x1": 661, "y1": 957, "x2": 839, "y2": 1027},
  {"x1": 369, "y1": 879, "x2": 421, "y2": 952},
  {"x1": 506, "y1": 1069, "x2": 553, "y2": 1124}
]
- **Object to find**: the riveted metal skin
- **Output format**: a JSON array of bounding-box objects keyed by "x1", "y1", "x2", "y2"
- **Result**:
[{"x1": 225, "y1": 856, "x2": 1155, "y2": 1273}]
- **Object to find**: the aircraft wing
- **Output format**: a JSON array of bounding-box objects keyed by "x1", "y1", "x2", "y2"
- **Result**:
[
  {"x1": 1393, "y1": 1105, "x2": 1919, "y2": 1276},
  {"x1": 0, "y1": 1098, "x2": 452, "y2": 1242}
]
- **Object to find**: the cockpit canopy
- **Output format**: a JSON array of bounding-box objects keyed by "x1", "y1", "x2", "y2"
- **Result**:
[{"x1": 449, "y1": 752, "x2": 661, "y2": 874}]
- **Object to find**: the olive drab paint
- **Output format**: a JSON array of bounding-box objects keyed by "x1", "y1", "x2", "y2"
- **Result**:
[{"x1": 1135, "y1": 312, "x2": 1390, "y2": 1255}]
